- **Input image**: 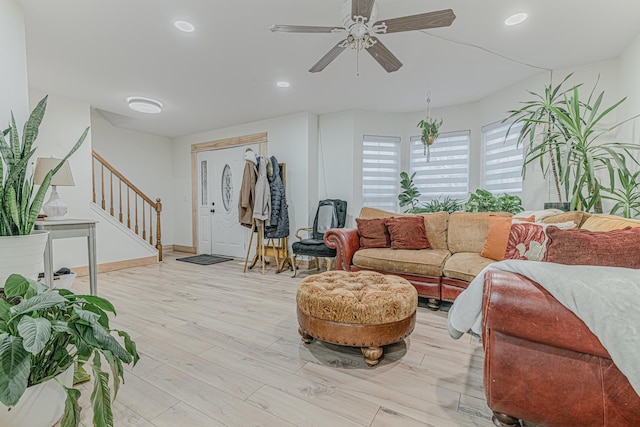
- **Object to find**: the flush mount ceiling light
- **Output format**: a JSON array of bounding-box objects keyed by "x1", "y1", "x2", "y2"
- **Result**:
[
  {"x1": 127, "y1": 97, "x2": 163, "y2": 114},
  {"x1": 505, "y1": 13, "x2": 528, "y2": 26},
  {"x1": 174, "y1": 20, "x2": 195, "y2": 32},
  {"x1": 276, "y1": 81, "x2": 291, "y2": 88}
]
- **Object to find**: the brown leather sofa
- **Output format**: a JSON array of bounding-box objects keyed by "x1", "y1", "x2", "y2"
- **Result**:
[{"x1": 483, "y1": 270, "x2": 640, "y2": 426}]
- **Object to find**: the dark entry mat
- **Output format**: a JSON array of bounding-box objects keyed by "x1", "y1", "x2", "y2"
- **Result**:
[{"x1": 176, "y1": 254, "x2": 234, "y2": 265}]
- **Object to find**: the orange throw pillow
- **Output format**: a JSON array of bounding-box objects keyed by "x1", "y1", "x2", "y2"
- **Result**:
[
  {"x1": 356, "y1": 218, "x2": 390, "y2": 249},
  {"x1": 480, "y1": 215, "x2": 512, "y2": 260},
  {"x1": 385, "y1": 216, "x2": 431, "y2": 250},
  {"x1": 514, "y1": 215, "x2": 535, "y2": 222}
]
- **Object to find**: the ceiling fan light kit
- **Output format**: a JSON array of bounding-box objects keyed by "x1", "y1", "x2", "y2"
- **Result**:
[{"x1": 270, "y1": 0, "x2": 455, "y2": 74}]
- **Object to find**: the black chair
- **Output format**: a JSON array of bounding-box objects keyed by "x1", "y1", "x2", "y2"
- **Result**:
[{"x1": 291, "y1": 199, "x2": 347, "y2": 277}]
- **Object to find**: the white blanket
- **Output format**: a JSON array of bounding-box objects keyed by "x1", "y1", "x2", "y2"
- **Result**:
[{"x1": 447, "y1": 260, "x2": 640, "y2": 396}]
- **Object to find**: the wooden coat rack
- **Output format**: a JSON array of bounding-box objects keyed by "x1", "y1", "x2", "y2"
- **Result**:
[{"x1": 243, "y1": 163, "x2": 293, "y2": 274}]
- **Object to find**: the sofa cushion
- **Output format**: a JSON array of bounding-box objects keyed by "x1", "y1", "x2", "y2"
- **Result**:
[
  {"x1": 580, "y1": 214, "x2": 640, "y2": 231},
  {"x1": 545, "y1": 226, "x2": 640, "y2": 268},
  {"x1": 359, "y1": 207, "x2": 448, "y2": 250},
  {"x1": 542, "y1": 211, "x2": 590, "y2": 227},
  {"x1": 385, "y1": 216, "x2": 431, "y2": 250},
  {"x1": 443, "y1": 252, "x2": 496, "y2": 282},
  {"x1": 480, "y1": 215, "x2": 512, "y2": 261},
  {"x1": 447, "y1": 212, "x2": 512, "y2": 254},
  {"x1": 355, "y1": 218, "x2": 390, "y2": 249},
  {"x1": 353, "y1": 248, "x2": 450, "y2": 277}
]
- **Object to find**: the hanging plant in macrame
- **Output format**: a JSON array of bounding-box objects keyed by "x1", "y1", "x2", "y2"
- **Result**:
[{"x1": 417, "y1": 92, "x2": 442, "y2": 162}]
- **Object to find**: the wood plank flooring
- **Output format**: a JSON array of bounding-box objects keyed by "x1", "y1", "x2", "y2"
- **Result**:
[{"x1": 65, "y1": 251, "x2": 503, "y2": 427}]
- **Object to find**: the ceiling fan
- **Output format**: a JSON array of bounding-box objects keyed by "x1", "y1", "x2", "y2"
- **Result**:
[{"x1": 269, "y1": 0, "x2": 456, "y2": 73}]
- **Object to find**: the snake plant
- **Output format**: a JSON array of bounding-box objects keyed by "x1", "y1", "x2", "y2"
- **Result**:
[{"x1": 0, "y1": 96, "x2": 88, "y2": 236}]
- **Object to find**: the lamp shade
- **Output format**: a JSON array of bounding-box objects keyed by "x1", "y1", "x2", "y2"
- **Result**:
[{"x1": 33, "y1": 158, "x2": 75, "y2": 186}]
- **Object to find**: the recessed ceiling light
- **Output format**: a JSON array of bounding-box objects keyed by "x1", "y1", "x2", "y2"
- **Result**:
[
  {"x1": 127, "y1": 97, "x2": 163, "y2": 114},
  {"x1": 505, "y1": 13, "x2": 527, "y2": 26},
  {"x1": 276, "y1": 81, "x2": 291, "y2": 88},
  {"x1": 174, "y1": 20, "x2": 195, "y2": 33}
]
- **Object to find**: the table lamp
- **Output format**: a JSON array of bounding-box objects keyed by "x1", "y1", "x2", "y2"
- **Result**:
[{"x1": 33, "y1": 157, "x2": 75, "y2": 220}]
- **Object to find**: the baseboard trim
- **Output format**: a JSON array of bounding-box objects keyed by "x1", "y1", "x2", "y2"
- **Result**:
[
  {"x1": 173, "y1": 245, "x2": 197, "y2": 254},
  {"x1": 73, "y1": 255, "x2": 157, "y2": 277}
]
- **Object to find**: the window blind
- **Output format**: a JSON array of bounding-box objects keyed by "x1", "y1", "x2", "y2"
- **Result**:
[
  {"x1": 362, "y1": 135, "x2": 401, "y2": 210},
  {"x1": 482, "y1": 121, "x2": 524, "y2": 195},
  {"x1": 409, "y1": 130, "x2": 470, "y2": 201}
]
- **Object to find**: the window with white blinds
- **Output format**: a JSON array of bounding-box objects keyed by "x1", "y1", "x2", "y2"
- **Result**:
[
  {"x1": 409, "y1": 130, "x2": 470, "y2": 201},
  {"x1": 482, "y1": 121, "x2": 524, "y2": 195},
  {"x1": 362, "y1": 135, "x2": 401, "y2": 210}
]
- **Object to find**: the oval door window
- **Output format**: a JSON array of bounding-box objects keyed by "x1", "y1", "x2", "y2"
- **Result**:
[{"x1": 221, "y1": 164, "x2": 233, "y2": 213}]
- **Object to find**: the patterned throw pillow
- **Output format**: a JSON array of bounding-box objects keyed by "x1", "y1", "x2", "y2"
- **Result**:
[
  {"x1": 505, "y1": 223, "x2": 548, "y2": 261},
  {"x1": 355, "y1": 218, "x2": 390, "y2": 249},
  {"x1": 506, "y1": 221, "x2": 577, "y2": 261},
  {"x1": 385, "y1": 216, "x2": 431, "y2": 250}
]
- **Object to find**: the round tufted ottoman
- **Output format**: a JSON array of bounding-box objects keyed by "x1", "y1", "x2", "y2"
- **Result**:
[{"x1": 296, "y1": 270, "x2": 418, "y2": 367}]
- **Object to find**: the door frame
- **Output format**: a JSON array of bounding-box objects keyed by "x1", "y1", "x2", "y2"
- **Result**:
[{"x1": 191, "y1": 132, "x2": 268, "y2": 254}]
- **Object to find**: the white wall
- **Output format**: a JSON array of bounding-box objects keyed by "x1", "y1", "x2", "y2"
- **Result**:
[
  {"x1": 619, "y1": 33, "x2": 640, "y2": 147},
  {"x1": 91, "y1": 110, "x2": 174, "y2": 245},
  {"x1": 0, "y1": 0, "x2": 28, "y2": 127},
  {"x1": 171, "y1": 111, "x2": 316, "y2": 249},
  {"x1": 29, "y1": 91, "x2": 157, "y2": 270}
]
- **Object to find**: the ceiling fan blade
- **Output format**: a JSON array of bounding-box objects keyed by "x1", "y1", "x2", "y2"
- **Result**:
[
  {"x1": 374, "y1": 9, "x2": 456, "y2": 33},
  {"x1": 352, "y1": 0, "x2": 375, "y2": 21},
  {"x1": 309, "y1": 41, "x2": 347, "y2": 73},
  {"x1": 269, "y1": 25, "x2": 345, "y2": 34},
  {"x1": 366, "y1": 37, "x2": 402, "y2": 73}
]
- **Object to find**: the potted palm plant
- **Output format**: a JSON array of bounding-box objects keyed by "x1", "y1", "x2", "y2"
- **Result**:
[
  {"x1": 0, "y1": 96, "x2": 88, "y2": 284},
  {"x1": 0, "y1": 273, "x2": 139, "y2": 427},
  {"x1": 506, "y1": 75, "x2": 640, "y2": 212},
  {"x1": 504, "y1": 73, "x2": 575, "y2": 211}
]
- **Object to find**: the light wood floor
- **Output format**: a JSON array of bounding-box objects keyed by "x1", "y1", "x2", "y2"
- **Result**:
[{"x1": 67, "y1": 251, "x2": 498, "y2": 427}]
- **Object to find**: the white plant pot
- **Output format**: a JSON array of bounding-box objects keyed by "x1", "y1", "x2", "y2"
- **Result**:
[
  {"x1": 0, "y1": 230, "x2": 49, "y2": 287},
  {"x1": 0, "y1": 365, "x2": 74, "y2": 427}
]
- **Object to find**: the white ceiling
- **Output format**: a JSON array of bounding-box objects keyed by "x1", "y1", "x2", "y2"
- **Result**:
[{"x1": 17, "y1": 0, "x2": 640, "y2": 138}]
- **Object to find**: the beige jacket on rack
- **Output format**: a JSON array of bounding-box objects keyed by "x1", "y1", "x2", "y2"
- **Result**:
[{"x1": 238, "y1": 159, "x2": 258, "y2": 228}]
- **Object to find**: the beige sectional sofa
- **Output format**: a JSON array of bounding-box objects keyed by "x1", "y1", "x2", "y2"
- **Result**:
[{"x1": 324, "y1": 207, "x2": 590, "y2": 308}]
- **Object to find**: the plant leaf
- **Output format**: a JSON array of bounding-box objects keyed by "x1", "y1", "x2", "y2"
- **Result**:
[
  {"x1": 0, "y1": 335, "x2": 30, "y2": 407},
  {"x1": 10, "y1": 292, "x2": 66, "y2": 316},
  {"x1": 17, "y1": 316, "x2": 51, "y2": 354},
  {"x1": 91, "y1": 362, "x2": 114, "y2": 427},
  {"x1": 74, "y1": 295, "x2": 116, "y2": 315},
  {"x1": 60, "y1": 386, "x2": 82, "y2": 427},
  {"x1": 91, "y1": 324, "x2": 132, "y2": 363},
  {"x1": 3, "y1": 274, "x2": 34, "y2": 298},
  {"x1": 117, "y1": 330, "x2": 139, "y2": 366}
]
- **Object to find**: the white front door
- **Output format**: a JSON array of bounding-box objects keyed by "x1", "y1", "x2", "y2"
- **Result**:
[{"x1": 197, "y1": 145, "x2": 257, "y2": 258}]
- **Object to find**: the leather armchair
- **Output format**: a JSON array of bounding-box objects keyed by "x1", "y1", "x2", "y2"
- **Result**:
[{"x1": 482, "y1": 270, "x2": 640, "y2": 426}]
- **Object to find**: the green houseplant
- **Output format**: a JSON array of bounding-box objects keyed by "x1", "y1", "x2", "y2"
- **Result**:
[
  {"x1": 0, "y1": 95, "x2": 88, "y2": 285},
  {"x1": 398, "y1": 172, "x2": 462, "y2": 213},
  {"x1": 506, "y1": 75, "x2": 640, "y2": 212},
  {"x1": 0, "y1": 96, "x2": 88, "y2": 236},
  {"x1": 601, "y1": 158, "x2": 640, "y2": 218},
  {"x1": 417, "y1": 117, "x2": 443, "y2": 160},
  {"x1": 505, "y1": 73, "x2": 576, "y2": 205},
  {"x1": 463, "y1": 189, "x2": 523, "y2": 214},
  {"x1": 0, "y1": 273, "x2": 139, "y2": 427}
]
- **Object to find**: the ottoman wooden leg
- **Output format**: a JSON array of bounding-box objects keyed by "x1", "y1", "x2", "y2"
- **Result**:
[
  {"x1": 299, "y1": 327, "x2": 314, "y2": 344},
  {"x1": 361, "y1": 346, "x2": 383, "y2": 367}
]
